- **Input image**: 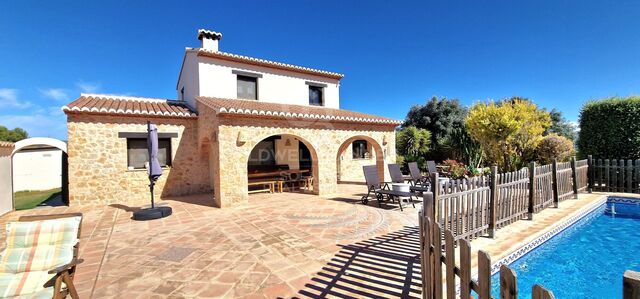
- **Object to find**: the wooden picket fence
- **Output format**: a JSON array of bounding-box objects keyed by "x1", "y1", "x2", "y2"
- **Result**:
[
  {"x1": 435, "y1": 176, "x2": 491, "y2": 240},
  {"x1": 588, "y1": 156, "x2": 640, "y2": 193},
  {"x1": 431, "y1": 157, "x2": 589, "y2": 241},
  {"x1": 495, "y1": 168, "x2": 529, "y2": 229},
  {"x1": 419, "y1": 193, "x2": 557, "y2": 299},
  {"x1": 532, "y1": 163, "x2": 554, "y2": 212}
]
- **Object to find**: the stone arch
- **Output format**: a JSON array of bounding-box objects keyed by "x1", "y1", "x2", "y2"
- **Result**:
[
  {"x1": 11, "y1": 137, "x2": 69, "y2": 207},
  {"x1": 246, "y1": 133, "x2": 320, "y2": 195},
  {"x1": 336, "y1": 135, "x2": 385, "y2": 183}
]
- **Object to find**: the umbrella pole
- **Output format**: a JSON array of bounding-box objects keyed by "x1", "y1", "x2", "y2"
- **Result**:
[{"x1": 147, "y1": 121, "x2": 155, "y2": 209}]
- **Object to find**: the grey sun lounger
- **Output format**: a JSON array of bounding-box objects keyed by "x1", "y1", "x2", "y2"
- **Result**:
[
  {"x1": 361, "y1": 165, "x2": 417, "y2": 211},
  {"x1": 408, "y1": 162, "x2": 429, "y2": 186},
  {"x1": 387, "y1": 164, "x2": 409, "y2": 185},
  {"x1": 426, "y1": 160, "x2": 438, "y2": 175}
]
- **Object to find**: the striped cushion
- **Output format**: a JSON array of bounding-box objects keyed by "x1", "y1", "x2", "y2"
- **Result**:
[
  {"x1": 3, "y1": 217, "x2": 80, "y2": 249},
  {"x1": 0, "y1": 216, "x2": 80, "y2": 297},
  {"x1": 0, "y1": 271, "x2": 55, "y2": 298}
]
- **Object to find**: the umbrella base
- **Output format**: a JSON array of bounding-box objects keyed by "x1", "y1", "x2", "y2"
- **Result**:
[{"x1": 132, "y1": 206, "x2": 172, "y2": 221}]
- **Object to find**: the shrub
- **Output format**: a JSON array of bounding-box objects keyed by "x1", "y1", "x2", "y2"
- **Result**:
[
  {"x1": 441, "y1": 159, "x2": 468, "y2": 179},
  {"x1": 578, "y1": 96, "x2": 640, "y2": 159},
  {"x1": 535, "y1": 134, "x2": 574, "y2": 164},
  {"x1": 466, "y1": 98, "x2": 551, "y2": 171}
]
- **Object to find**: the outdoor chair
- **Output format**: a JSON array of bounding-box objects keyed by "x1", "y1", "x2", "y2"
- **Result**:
[
  {"x1": 426, "y1": 160, "x2": 438, "y2": 175},
  {"x1": 386, "y1": 164, "x2": 408, "y2": 186},
  {"x1": 361, "y1": 165, "x2": 417, "y2": 211},
  {"x1": 408, "y1": 162, "x2": 429, "y2": 186},
  {"x1": 0, "y1": 213, "x2": 83, "y2": 299}
]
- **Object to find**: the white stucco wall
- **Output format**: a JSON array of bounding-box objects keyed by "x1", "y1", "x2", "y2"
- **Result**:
[
  {"x1": 179, "y1": 53, "x2": 340, "y2": 109},
  {"x1": 12, "y1": 148, "x2": 63, "y2": 192},
  {"x1": 177, "y1": 51, "x2": 200, "y2": 110},
  {"x1": 274, "y1": 136, "x2": 300, "y2": 170},
  {"x1": 0, "y1": 149, "x2": 13, "y2": 215}
]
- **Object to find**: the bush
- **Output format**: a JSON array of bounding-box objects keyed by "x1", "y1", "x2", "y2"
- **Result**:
[
  {"x1": 578, "y1": 96, "x2": 640, "y2": 159},
  {"x1": 466, "y1": 98, "x2": 551, "y2": 171},
  {"x1": 536, "y1": 134, "x2": 574, "y2": 164},
  {"x1": 441, "y1": 159, "x2": 468, "y2": 179}
]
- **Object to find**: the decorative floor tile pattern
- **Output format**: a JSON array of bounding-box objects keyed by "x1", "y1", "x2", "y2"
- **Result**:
[{"x1": 0, "y1": 184, "x2": 607, "y2": 298}]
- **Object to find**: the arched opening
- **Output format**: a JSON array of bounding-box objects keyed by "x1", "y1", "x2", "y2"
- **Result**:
[
  {"x1": 11, "y1": 138, "x2": 69, "y2": 210},
  {"x1": 246, "y1": 134, "x2": 318, "y2": 195},
  {"x1": 336, "y1": 136, "x2": 385, "y2": 184}
]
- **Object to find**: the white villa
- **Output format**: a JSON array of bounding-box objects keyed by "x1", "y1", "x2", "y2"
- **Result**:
[{"x1": 63, "y1": 29, "x2": 400, "y2": 207}]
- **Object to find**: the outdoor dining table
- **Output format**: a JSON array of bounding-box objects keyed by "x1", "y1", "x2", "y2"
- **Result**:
[
  {"x1": 248, "y1": 169, "x2": 311, "y2": 192},
  {"x1": 248, "y1": 169, "x2": 309, "y2": 179}
]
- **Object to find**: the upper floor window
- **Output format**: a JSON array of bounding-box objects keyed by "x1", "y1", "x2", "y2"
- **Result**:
[
  {"x1": 237, "y1": 75, "x2": 257, "y2": 100},
  {"x1": 352, "y1": 140, "x2": 369, "y2": 159},
  {"x1": 309, "y1": 86, "x2": 323, "y2": 106}
]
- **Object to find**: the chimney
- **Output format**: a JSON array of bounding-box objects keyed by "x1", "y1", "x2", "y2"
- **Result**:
[{"x1": 198, "y1": 29, "x2": 222, "y2": 51}]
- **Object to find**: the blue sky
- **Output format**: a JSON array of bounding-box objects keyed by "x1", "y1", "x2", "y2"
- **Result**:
[{"x1": 2, "y1": 1, "x2": 640, "y2": 140}]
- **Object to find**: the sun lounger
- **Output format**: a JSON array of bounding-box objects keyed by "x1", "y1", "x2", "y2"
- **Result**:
[
  {"x1": 408, "y1": 162, "x2": 430, "y2": 187},
  {"x1": 0, "y1": 213, "x2": 83, "y2": 299},
  {"x1": 362, "y1": 165, "x2": 417, "y2": 211}
]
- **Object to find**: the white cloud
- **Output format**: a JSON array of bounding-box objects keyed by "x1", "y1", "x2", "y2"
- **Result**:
[
  {"x1": 0, "y1": 88, "x2": 31, "y2": 109},
  {"x1": 40, "y1": 88, "x2": 68, "y2": 101},
  {"x1": 0, "y1": 112, "x2": 67, "y2": 140},
  {"x1": 75, "y1": 80, "x2": 101, "y2": 93}
]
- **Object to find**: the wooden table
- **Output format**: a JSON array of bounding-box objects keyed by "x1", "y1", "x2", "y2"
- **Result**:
[{"x1": 248, "y1": 169, "x2": 310, "y2": 192}]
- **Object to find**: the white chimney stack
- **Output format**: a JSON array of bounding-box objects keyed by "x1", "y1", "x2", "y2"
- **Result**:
[{"x1": 197, "y1": 29, "x2": 222, "y2": 51}]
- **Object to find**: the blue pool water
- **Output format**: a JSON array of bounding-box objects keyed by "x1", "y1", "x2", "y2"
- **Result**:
[{"x1": 489, "y1": 199, "x2": 640, "y2": 298}]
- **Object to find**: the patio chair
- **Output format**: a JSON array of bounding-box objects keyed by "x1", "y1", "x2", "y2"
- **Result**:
[
  {"x1": 361, "y1": 165, "x2": 417, "y2": 211},
  {"x1": 426, "y1": 160, "x2": 438, "y2": 175},
  {"x1": 387, "y1": 164, "x2": 408, "y2": 185},
  {"x1": 408, "y1": 162, "x2": 429, "y2": 187},
  {"x1": 0, "y1": 213, "x2": 83, "y2": 299}
]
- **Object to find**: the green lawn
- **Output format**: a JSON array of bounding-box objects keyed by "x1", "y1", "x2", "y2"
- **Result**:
[{"x1": 13, "y1": 188, "x2": 62, "y2": 210}]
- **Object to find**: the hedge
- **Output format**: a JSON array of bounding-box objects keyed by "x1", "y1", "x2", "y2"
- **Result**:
[{"x1": 578, "y1": 96, "x2": 640, "y2": 159}]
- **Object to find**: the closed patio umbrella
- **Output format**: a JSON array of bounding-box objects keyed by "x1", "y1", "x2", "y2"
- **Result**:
[
  {"x1": 147, "y1": 122, "x2": 163, "y2": 207},
  {"x1": 133, "y1": 121, "x2": 172, "y2": 220}
]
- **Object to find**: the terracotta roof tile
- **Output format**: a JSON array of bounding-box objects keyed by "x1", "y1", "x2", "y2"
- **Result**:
[
  {"x1": 195, "y1": 49, "x2": 344, "y2": 80},
  {"x1": 63, "y1": 94, "x2": 197, "y2": 118},
  {"x1": 0, "y1": 141, "x2": 14, "y2": 148},
  {"x1": 196, "y1": 96, "x2": 402, "y2": 125}
]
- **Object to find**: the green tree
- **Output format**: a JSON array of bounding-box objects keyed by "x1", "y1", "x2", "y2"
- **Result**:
[
  {"x1": 465, "y1": 98, "x2": 551, "y2": 171},
  {"x1": 545, "y1": 108, "x2": 577, "y2": 140},
  {"x1": 0, "y1": 126, "x2": 28, "y2": 142},
  {"x1": 403, "y1": 97, "x2": 467, "y2": 161},
  {"x1": 396, "y1": 126, "x2": 431, "y2": 169}
]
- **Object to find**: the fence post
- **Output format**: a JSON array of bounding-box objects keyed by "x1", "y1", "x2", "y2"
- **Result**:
[
  {"x1": 528, "y1": 162, "x2": 536, "y2": 219},
  {"x1": 627, "y1": 160, "x2": 633, "y2": 193},
  {"x1": 600, "y1": 159, "x2": 613, "y2": 192},
  {"x1": 623, "y1": 270, "x2": 640, "y2": 299},
  {"x1": 587, "y1": 155, "x2": 593, "y2": 193},
  {"x1": 430, "y1": 172, "x2": 440, "y2": 223},
  {"x1": 488, "y1": 166, "x2": 498, "y2": 238},
  {"x1": 552, "y1": 159, "x2": 559, "y2": 208},
  {"x1": 570, "y1": 156, "x2": 579, "y2": 198}
]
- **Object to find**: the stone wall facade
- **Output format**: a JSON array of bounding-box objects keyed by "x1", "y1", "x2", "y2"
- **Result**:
[
  {"x1": 210, "y1": 110, "x2": 397, "y2": 207},
  {"x1": 338, "y1": 142, "x2": 379, "y2": 183},
  {"x1": 66, "y1": 108, "x2": 396, "y2": 207},
  {"x1": 67, "y1": 114, "x2": 211, "y2": 204}
]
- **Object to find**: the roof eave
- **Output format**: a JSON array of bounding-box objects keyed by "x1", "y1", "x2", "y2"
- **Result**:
[{"x1": 196, "y1": 50, "x2": 344, "y2": 80}]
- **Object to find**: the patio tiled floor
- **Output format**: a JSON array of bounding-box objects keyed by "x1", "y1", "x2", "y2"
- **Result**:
[
  {"x1": 0, "y1": 184, "x2": 609, "y2": 298},
  {"x1": 0, "y1": 184, "x2": 423, "y2": 298}
]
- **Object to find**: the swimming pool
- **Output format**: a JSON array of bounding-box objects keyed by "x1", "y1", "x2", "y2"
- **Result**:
[{"x1": 489, "y1": 197, "x2": 640, "y2": 298}]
